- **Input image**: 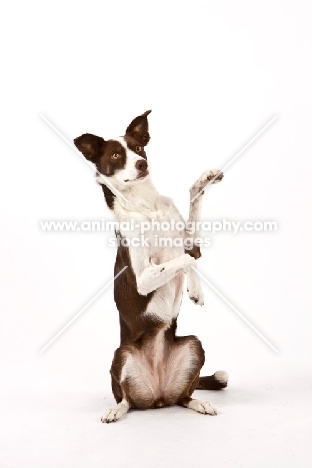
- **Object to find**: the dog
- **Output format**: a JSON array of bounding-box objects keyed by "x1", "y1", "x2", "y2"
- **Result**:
[{"x1": 74, "y1": 110, "x2": 228, "y2": 423}]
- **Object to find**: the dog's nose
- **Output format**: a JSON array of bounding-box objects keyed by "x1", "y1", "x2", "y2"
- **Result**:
[{"x1": 135, "y1": 159, "x2": 148, "y2": 172}]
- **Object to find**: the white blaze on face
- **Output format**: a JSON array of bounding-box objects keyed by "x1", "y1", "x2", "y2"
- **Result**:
[{"x1": 113, "y1": 137, "x2": 146, "y2": 183}]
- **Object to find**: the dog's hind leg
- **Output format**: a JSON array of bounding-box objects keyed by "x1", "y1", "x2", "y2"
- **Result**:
[
  {"x1": 177, "y1": 371, "x2": 228, "y2": 417},
  {"x1": 175, "y1": 339, "x2": 217, "y2": 416},
  {"x1": 179, "y1": 395, "x2": 217, "y2": 415},
  {"x1": 101, "y1": 344, "x2": 158, "y2": 423},
  {"x1": 101, "y1": 348, "x2": 132, "y2": 424},
  {"x1": 111, "y1": 373, "x2": 123, "y2": 403},
  {"x1": 178, "y1": 376, "x2": 220, "y2": 415}
]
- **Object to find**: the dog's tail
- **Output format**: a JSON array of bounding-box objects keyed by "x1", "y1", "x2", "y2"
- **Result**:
[{"x1": 196, "y1": 371, "x2": 228, "y2": 390}]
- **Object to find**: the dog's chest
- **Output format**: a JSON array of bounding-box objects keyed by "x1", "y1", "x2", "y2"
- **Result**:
[
  {"x1": 144, "y1": 207, "x2": 185, "y2": 323},
  {"x1": 116, "y1": 195, "x2": 186, "y2": 323},
  {"x1": 145, "y1": 270, "x2": 184, "y2": 322},
  {"x1": 119, "y1": 196, "x2": 185, "y2": 260}
]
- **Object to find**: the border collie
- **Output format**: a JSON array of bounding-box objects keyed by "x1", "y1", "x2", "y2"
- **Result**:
[{"x1": 74, "y1": 110, "x2": 228, "y2": 423}]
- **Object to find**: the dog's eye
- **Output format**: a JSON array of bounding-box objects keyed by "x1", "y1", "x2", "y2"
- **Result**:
[
  {"x1": 111, "y1": 153, "x2": 120, "y2": 160},
  {"x1": 136, "y1": 146, "x2": 142, "y2": 152}
]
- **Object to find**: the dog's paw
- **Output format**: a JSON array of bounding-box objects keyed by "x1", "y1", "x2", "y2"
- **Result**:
[
  {"x1": 187, "y1": 269, "x2": 204, "y2": 306},
  {"x1": 101, "y1": 407, "x2": 125, "y2": 423},
  {"x1": 190, "y1": 169, "x2": 224, "y2": 197},
  {"x1": 187, "y1": 284, "x2": 204, "y2": 306},
  {"x1": 187, "y1": 399, "x2": 217, "y2": 415},
  {"x1": 198, "y1": 169, "x2": 224, "y2": 186},
  {"x1": 101, "y1": 401, "x2": 129, "y2": 423}
]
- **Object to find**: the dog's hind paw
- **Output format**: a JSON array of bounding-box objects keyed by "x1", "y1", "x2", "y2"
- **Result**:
[
  {"x1": 187, "y1": 399, "x2": 217, "y2": 415},
  {"x1": 101, "y1": 400, "x2": 129, "y2": 423}
]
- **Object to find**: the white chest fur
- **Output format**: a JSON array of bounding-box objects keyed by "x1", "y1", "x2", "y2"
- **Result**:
[{"x1": 114, "y1": 179, "x2": 187, "y2": 323}]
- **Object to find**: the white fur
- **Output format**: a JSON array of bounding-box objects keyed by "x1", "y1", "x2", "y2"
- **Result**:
[
  {"x1": 183, "y1": 169, "x2": 224, "y2": 303},
  {"x1": 187, "y1": 399, "x2": 217, "y2": 415},
  {"x1": 101, "y1": 399, "x2": 130, "y2": 423},
  {"x1": 144, "y1": 272, "x2": 184, "y2": 322},
  {"x1": 187, "y1": 267, "x2": 204, "y2": 306},
  {"x1": 189, "y1": 169, "x2": 224, "y2": 239},
  {"x1": 137, "y1": 254, "x2": 196, "y2": 296},
  {"x1": 214, "y1": 370, "x2": 229, "y2": 384}
]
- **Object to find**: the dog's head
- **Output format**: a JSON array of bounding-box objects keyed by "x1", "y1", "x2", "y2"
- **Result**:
[{"x1": 74, "y1": 110, "x2": 151, "y2": 191}]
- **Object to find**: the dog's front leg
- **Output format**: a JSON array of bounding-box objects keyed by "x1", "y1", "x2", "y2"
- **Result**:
[
  {"x1": 137, "y1": 254, "x2": 196, "y2": 296},
  {"x1": 128, "y1": 245, "x2": 196, "y2": 296},
  {"x1": 186, "y1": 268, "x2": 205, "y2": 306},
  {"x1": 186, "y1": 169, "x2": 224, "y2": 306},
  {"x1": 188, "y1": 168, "x2": 224, "y2": 249},
  {"x1": 186, "y1": 184, "x2": 205, "y2": 306}
]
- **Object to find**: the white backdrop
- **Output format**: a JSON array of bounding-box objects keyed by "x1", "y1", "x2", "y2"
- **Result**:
[{"x1": 1, "y1": 1, "x2": 312, "y2": 467}]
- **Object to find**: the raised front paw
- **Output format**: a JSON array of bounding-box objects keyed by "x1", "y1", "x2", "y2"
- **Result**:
[
  {"x1": 197, "y1": 169, "x2": 224, "y2": 186},
  {"x1": 190, "y1": 169, "x2": 224, "y2": 198}
]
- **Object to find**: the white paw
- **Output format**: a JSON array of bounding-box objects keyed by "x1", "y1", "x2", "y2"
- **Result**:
[
  {"x1": 197, "y1": 169, "x2": 224, "y2": 186},
  {"x1": 187, "y1": 270, "x2": 204, "y2": 306},
  {"x1": 214, "y1": 370, "x2": 229, "y2": 384},
  {"x1": 101, "y1": 401, "x2": 129, "y2": 423},
  {"x1": 188, "y1": 399, "x2": 217, "y2": 415},
  {"x1": 187, "y1": 284, "x2": 204, "y2": 306},
  {"x1": 188, "y1": 287, "x2": 204, "y2": 306},
  {"x1": 190, "y1": 169, "x2": 224, "y2": 196}
]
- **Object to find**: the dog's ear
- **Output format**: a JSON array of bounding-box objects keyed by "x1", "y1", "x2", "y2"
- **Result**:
[
  {"x1": 74, "y1": 133, "x2": 106, "y2": 162},
  {"x1": 126, "y1": 110, "x2": 151, "y2": 146}
]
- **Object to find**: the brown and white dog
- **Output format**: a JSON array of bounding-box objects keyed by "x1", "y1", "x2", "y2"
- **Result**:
[{"x1": 74, "y1": 110, "x2": 228, "y2": 423}]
